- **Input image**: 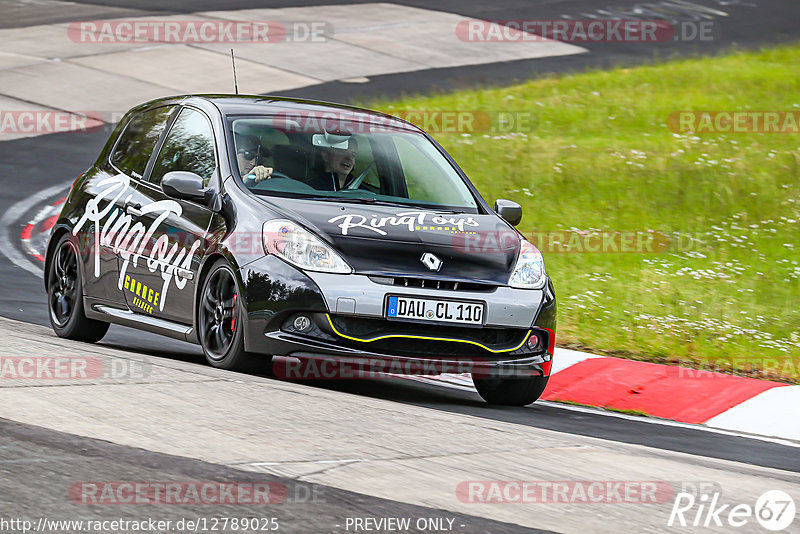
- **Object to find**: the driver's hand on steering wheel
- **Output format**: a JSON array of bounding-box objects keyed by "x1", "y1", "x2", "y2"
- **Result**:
[{"x1": 245, "y1": 166, "x2": 273, "y2": 183}]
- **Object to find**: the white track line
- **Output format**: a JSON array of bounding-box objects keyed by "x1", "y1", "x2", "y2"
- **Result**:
[
  {"x1": 399, "y1": 373, "x2": 800, "y2": 448},
  {"x1": 21, "y1": 200, "x2": 63, "y2": 261},
  {"x1": 536, "y1": 401, "x2": 800, "y2": 448},
  {"x1": 705, "y1": 386, "x2": 800, "y2": 441},
  {"x1": 0, "y1": 181, "x2": 71, "y2": 277}
]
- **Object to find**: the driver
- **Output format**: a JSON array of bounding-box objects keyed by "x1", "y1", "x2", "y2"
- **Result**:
[
  {"x1": 236, "y1": 133, "x2": 272, "y2": 184},
  {"x1": 307, "y1": 137, "x2": 359, "y2": 191}
]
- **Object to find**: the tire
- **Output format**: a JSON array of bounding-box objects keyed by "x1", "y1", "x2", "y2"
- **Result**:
[
  {"x1": 46, "y1": 234, "x2": 109, "y2": 342},
  {"x1": 197, "y1": 259, "x2": 259, "y2": 371},
  {"x1": 472, "y1": 374, "x2": 550, "y2": 406}
]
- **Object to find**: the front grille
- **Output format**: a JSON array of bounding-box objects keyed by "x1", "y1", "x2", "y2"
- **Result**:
[
  {"x1": 369, "y1": 276, "x2": 496, "y2": 292},
  {"x1": 327, "y1": 315, "x2": 527, "y2": 357}
]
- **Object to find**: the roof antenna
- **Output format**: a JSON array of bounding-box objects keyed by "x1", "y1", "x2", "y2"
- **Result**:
[{"x1": 230, "y1": 48, "x2": 239, "y2": 95}]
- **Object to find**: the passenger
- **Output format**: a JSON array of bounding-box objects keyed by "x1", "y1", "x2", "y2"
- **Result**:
[{"x1": 307, "y1": 137, "x2": 359, "y2": 191}]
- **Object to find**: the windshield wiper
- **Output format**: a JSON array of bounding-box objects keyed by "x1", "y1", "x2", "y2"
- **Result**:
[{"x1": 302, "y1": 196, "x2": 412, "y2": 208}]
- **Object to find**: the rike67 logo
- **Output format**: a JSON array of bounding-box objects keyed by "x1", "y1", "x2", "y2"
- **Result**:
[{"x1": 669, "y1": 490, "x2": 796, "y2": 531}]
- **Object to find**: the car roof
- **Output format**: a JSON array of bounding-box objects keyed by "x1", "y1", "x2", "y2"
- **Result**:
[{"x1": 167, "y1": 94, "x2": 422, "y2": 133}]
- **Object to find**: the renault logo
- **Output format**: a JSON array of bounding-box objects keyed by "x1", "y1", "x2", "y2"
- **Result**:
[{"x1": 420, "y1": 252, "x2": 442, "y2": 271}]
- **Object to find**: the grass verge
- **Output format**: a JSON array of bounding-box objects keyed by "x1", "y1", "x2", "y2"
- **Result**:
[{"x1": 365, "y1": 44, "x2": 800, "y2": 382}]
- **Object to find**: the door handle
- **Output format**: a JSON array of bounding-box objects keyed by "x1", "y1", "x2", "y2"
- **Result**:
[{"x1": 125, "y1": 203, "x2": 142, "y2": 217}]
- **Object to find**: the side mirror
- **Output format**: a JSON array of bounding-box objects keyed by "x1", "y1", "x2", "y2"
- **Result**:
[
  {"x1": 494, "y1": 199, "x2": 522, "y2": 226},
  {"x1": 162, "y1": 171, "x2": 206, "y2": 201}
]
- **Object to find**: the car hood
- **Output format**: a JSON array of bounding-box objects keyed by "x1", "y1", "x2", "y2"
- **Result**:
[{"x1": 260, "y1": 197, "x2": 521, "y2": 284}]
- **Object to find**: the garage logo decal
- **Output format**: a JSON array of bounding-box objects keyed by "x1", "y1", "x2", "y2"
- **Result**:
[{"x1": 123, "y1": 275, "x2": 159, "y2": 314}]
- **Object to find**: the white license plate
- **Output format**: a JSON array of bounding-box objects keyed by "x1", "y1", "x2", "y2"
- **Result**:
[{"x1": 386, "y1": 296, "x2": 484, "y2": 325}]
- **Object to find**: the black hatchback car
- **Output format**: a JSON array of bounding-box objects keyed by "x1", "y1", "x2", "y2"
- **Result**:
[{"x1": 45, "y1": 95, "x2": 556, "y2": 406}]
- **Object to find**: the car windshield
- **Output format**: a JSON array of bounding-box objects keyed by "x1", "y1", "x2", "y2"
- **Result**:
[{"x1": 228, "y1": 114, "x2": 479, "y2": 212}]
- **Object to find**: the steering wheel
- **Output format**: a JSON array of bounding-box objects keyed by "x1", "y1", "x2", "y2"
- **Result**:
[
  {"x1": 250, "y1": 176, "x2": 317, "y2": 193},
  {"x1": 246, "y1": 170, "x2": 290, "y2": 181}
]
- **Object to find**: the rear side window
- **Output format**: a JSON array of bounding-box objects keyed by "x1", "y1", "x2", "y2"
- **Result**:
[
  {"x1": 150, "y1": 107, "x2": 217, "y2": 187},
  {"x1": 110, "y1": 106, "x2": 175, "y2": 179}
]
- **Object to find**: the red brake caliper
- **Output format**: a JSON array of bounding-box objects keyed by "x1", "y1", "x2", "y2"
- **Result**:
[{"x1": 230, "y1": 294, "x2": 237, "y2": 333}]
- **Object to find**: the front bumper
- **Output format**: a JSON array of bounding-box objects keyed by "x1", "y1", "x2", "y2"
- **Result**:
[{"x1": 239, "y1": 256, "x2": 556, "y2": 377}]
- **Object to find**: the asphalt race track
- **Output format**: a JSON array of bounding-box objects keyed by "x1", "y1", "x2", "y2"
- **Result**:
[
  {"x1": 0, "y1": 1, "x2": 799, "y2": 532},
  {"x1": 1, "y1": 417, "x2": 546, "y2": 534},
  {"x1": 3, "y1": 0, "x2": 799, "y2": 102}
]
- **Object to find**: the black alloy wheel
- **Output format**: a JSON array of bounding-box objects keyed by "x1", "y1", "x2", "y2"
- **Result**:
[{"x1": 46, "y1": 234, "x2": 109, "y2": 342}]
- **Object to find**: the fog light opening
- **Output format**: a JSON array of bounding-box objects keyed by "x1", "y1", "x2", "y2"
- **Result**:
[
  {"x1": 527, "y1": 333, "x2": 541, "y2": 351},
  {"x1": 293, "y1": 315, "x2": 312, "y2": 332}
]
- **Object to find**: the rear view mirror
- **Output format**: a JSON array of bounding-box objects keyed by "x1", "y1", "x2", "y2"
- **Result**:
[
  {"x1": 162, "y1": 171, "x2": 206, "y2": 200},
  {"x1": 494, "y1": 199, "x2": 523, "y2": 226},
  {"x1": 312, "y1": 131, "x2": 351, "y2": 149}
]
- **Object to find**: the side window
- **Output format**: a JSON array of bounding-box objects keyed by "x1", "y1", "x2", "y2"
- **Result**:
[
  {"x1": 150, "y1": 108, "x2": 217, "y2": 187},
  {"x1": 110, "y1": 106, "x2": 175, "y2": 179}
]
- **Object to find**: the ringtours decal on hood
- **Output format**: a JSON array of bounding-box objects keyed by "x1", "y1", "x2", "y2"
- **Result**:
[
  {"x1": 327, "y1": 211, "x2": 481, "y2": 236},
  {"x1": 269, "y1": 202, "x2": 522, "y2": 282},
  {"x1": 73, "y1": 174, "x2": 200, "y2": 311}
]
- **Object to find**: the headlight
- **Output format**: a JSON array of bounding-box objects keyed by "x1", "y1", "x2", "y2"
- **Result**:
[
  {"x1": 508, "y1": 239, "x2": 547, "y2": 289},
  {"x1": 263, "y1": 220, "x2": 352, "y2": 274}
]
